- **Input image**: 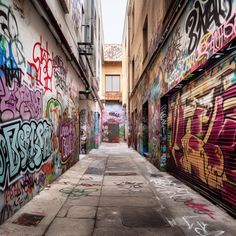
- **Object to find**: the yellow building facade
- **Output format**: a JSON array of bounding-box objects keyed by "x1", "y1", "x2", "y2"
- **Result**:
[
  {"x1": 125, "y1": 0, "x2": 236, "y2": 214},
  {"x1": 101, "y1": 45, "x2": 126, "y2": 142}
]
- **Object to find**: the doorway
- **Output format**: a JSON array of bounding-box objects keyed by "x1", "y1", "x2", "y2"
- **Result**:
[
  {"x1": 142, "y1": 101, "x2": 149, "y2": 155},
  {"x1": 108, "y1": 123, "x2": 120, "y2": 142}
]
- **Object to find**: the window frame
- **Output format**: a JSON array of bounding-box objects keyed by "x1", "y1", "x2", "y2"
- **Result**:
[{"x1": 105, "y1": 74, "x2": 120, "y2": 92}]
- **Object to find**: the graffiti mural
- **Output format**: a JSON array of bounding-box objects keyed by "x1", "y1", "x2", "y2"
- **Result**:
[
  {"x1": 0, "y1": 1, "x2": 82, "y2": 224},
  {"x1": 102, "y1": 102, "x2": 125, "y2": 143},
  {"x1": 0, "y1": 1, "x2": 25, "y2": 73},
  {"x1": 169, "y1": 53, "x2": 236, "y2": 206},
  {"x1": 0, "y1": 119, "x2": 53, "y2": 191},
  {"x1": 0, "y1": 75, "x2": 43, "y2": 122},
  {"x1": 80, "y1": 109, "x2": 87, "y2": 154},
  {"x1": 59, "y1": 119, "x2": 77, "y2": 164},
  {"x1": 185, "y1": 0, "x2": 232, "y2": 55},
  {"x1": 160, "y1": 101, "x2": 168, "y2": 169},
  {"x1": 130, "y1": 0, "x2": 236, "y2": 166},
  {"x1": 94, "y1": 112, "x2": 99, "y2": 148},
  {"x1": 160, "y1": 0, "x2": 236, "y2": 92},
  {"x1": 53, "y1": 55, "x2": 67, "y2": 92},
  {"x1": 149, "y1": 75, "x2": 161, "y2": 159},
  {"x1": 88, "y1": 110, "x2": 95, "y2": 149},
  {"x1": 27, "y1": 36, "x2": 54, "y2": 93}
]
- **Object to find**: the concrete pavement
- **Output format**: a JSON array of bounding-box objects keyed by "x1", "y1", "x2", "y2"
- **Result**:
[{"x1": 0, "y1": 143, "x2": 235, "y2": 235}]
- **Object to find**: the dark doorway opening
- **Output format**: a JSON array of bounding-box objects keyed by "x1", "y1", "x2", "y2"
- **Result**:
[
  {"x1": 132, "y1": 109, "x2": 138, "y2": 150},
  {"x1": 142, "y1": 101, "x2": 149, "y2": 156},
  {"x1": 108, "y1": 123, "x2": 120, "y2": 143}
]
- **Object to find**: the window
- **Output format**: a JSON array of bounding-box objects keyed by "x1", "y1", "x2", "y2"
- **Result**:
[
  {"x1": 143, "y1": 16, "x2": 148, "y2": 60},
  {"x1": 106, "y1": 75, "x2": 120, "y2": 91}
]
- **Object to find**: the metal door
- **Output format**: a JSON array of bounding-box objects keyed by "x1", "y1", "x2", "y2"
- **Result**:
[
  {"x1": 167, "y1": 52, "x2": 236, "y2": 215},
  {"x1": 108, "y1": 123, "x2": 120, "y2": 143}
]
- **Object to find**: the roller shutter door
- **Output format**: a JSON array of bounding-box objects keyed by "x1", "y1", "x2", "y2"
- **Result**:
[{"x1": 167, "y1": 52, "x2": 236, "y2": 214}]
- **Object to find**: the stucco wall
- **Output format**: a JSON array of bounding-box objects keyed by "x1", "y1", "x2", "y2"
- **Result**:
[
  {"x1": 101, "y1": 62, "x2": 122, "y2": 99},
  {"x1": 0, "y1": 0, "x2": 85, "y2": 223}
]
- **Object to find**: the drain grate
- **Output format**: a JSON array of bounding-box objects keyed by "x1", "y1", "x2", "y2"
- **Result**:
[
  {"x1": 85, "y1": 167, "x2": 104, "y2": 175},
  {"x1": 150, "y1": 173, "x2": 163, "y2": 177},
  {"x1": 121, "y1": 207, "x2": 170, "y2": 228},
  {"x1": 105, "y1": 172, "x2": 137, "y2": 176},
  {"x1": 13, "y1": 213, "x2": 44, "y2": 226}
]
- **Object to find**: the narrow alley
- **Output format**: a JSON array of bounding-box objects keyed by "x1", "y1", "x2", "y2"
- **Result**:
[
  {"x1": 1, "y1": 0, "x2": 236, "y2": 235},
  {"x1": 0, "y1": 143, "x2": 235, "y2": 236}
]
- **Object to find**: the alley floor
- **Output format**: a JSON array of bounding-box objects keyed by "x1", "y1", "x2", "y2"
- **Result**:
[{"x1": 0, "y1": 143, "x2": 236, "y2": 236}]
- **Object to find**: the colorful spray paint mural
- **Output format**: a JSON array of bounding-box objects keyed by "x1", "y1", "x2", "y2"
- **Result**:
[
  {"x1": 102, "y1": 102, "x2": 125, "y2": 143},
  {"x1": 130, "y1": 0, "x2": 236, "y2": 166},
  {"x1": 0, "y1": 1, "x2": 81, "y2": 223},
  {"x1": 161, "y1": 0, "x2": 236, "y2": 94},
  {"x1": 169, "y1": 52, "x2": 236, "y2": 208},
  {"x1": 94, "y1": 112, "x2": 100, "y2": 148},
  {"x1": 80, "y1": 109, "x2": 87, "y2": 154},
  {"x1": 130, "y1": 71, "x2": 161, "y2": 162}
]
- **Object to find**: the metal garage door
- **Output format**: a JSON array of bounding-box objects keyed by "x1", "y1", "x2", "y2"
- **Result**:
[
  {"x1": 108, "y1": 123, "x2": 120, "y2": 143},
  {"x1": 167, "y1": 52, "x2": 236, "y2": 215}
]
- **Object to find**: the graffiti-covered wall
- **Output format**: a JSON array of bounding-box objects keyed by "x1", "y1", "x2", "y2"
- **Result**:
[
  {"x1": 0, "y1": 0, "x2": 84, "y2": 223},
  {"x1": 129, "y1": 0, "x2": 236, "y2": 214},
  {"x1": 102, "y1": 102, "x2": 125, "y2": 143},
  {"x1": 160, "y1": 0, "x2": 236, "y2": 94},
  {"x1": 169, "y1": 52, "x2": 236, "y2": 208},
  {"x1": 130, "y1": 0, "x2": 236, "y2": 164},
  {"x1": 79, "y1": 100, "x2": 101, "y2": 154}
]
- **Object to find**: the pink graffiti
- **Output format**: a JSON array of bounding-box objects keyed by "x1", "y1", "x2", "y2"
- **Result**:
[
  {"x1": 198, "y1": 13, "x2": 236, "y2": 61},
  {"x1": 27, "y1": 36, "x2": 53, "y2": 93},
  {"x1": 184, "y1": 200, "x2": 215, "y2": 219},
  {"x1": 0, "y1": 74, "x2": 42, "y2": 121},
  {"x1": 59, "y1": 119, "x2": 77, "y2": 163}
]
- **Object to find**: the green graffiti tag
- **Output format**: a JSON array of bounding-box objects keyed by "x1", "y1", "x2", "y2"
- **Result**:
[{"x1": 59, "y1": 187, "x2": 98, "y2": 198}]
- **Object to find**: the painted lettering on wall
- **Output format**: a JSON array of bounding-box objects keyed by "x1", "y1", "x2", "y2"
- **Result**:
[
  {"x1": 80, "y1": 109, "x2": 87, "y2": 154},
  {"x1": 185, "y1": 0, "x2": 232, "y2": 54},
  {"x1": 0, "y1": 75, "x2": 42, "y2": 122},
  {"x1": 102, "y1": 102, "x2": 125, "y2": 142},
  {"x1": 0, "y1": 119, "x2": 53, "y2": 191},
  {"x1": 27, "y1": 36, "x2": 53, "y2": 93},
  {"x1": 0, "y1": 2, "x2": 25, "y2": 69},
  {"x1": 53, "y1": 55, "x2": 67, "y2": 92},
  {"x1": 59, "y1": 119, "x2": 76, "y2": 164},
  {"x1": 94, "y1": 112, "x2": 99, "y2": 148},
  {"x1": 169, "y1": 55, "x2": 236, "y2": 206},
  {"x1": 160, "y1": 0, "x2": 236, "y2": 92}
]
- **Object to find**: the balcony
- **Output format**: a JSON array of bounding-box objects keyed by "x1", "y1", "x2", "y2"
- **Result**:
[{"x1": 105, "y1": 91, "x2": 122, "y2": 101}]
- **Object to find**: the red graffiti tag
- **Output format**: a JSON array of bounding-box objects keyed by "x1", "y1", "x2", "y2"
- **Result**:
[
  {"x1": 184, "y1": 200, "x2": 215, "y2": 219},
  {"x1": 27, "y1": 36, "x2": 53, "y2": 93}
]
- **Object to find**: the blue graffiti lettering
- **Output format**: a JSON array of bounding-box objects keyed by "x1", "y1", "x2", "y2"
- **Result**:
[{"x1": 0, "y1": 119, "x2": 53, "y2": 190}]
